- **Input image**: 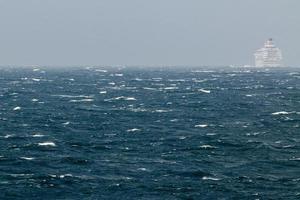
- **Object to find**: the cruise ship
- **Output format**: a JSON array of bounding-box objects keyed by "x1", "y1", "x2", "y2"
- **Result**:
[{"x1": 254, "y1": 38, "x2": 283, "y2": 67}]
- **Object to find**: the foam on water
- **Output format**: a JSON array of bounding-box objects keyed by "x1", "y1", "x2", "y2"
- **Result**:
[
  {"x1": 272, "y1": 111, "x2": 293, "y2": 115},
  {"x1": 198, "y1": 89, "x2": 211, "y2": 93},
  {"x1": 13, "y1": 106, "x2": 21, "y2": 111},
  {"x1": 195, "y1": 124, "x2": 208, "y2": 128},
  {"x1": 32, "y1": 134, "x2": 45, "y2": 137},
  {"x1": 52, "y1": 94, "x2": 94, "y2": 98},
  {"x1": 69, "y1": 99, "x2": 94, "y2": 102},
  {"x1": 200, "y1": 145, "x2": 217, "y2": 149},
  {"x1": 38, "y1": 142, "x2": 56, "y2": 147},
  {"x1": 3, "y1": 134, "x2": 14, "y2": 139},
  {"x1": 20, "y1": 157, "x2": 35, "y2": 161},
  {"x1": 127, "y1": 128, "x2": 141, "y2": 132},
  {"x1": 105, "y1": 96, "x2": 137, "y2": 101},
  {"x1": 202, "y1": 176, "x2": 221, "y2": 181},
  {"x1": 163, "y1": 87, "x2": 179, "y2": 90}
]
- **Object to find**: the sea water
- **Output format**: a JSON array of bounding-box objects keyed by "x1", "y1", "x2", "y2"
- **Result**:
[{"x1": 0, "y1": 66, "x2": 299, "y2": 199}]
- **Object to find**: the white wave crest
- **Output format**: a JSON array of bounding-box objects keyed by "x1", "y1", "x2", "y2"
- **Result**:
[
  {"x1": 271, "y1": 111, "x2": 292, "y2": 115},
  {"x1": 200, "y1": 145, "x2": 217, "y2": 149},
  {"x1": 202, "y1": 176, "x2": 221, "y2": 181},
  {"x1": 13, "y1": 106, "x2": 21, "y2": 111},
  {"x1": 198, "y1": 89, "x2": 211, "y2": 93},
  {"x1": 38, "y1": 142, "x2": 56, "y2": 147},
  {"x1": 20, "y1": 157, "x2": 35, "y2": 161},
  {"x1": 127, "y1": 128, "x2": 141, "y2": 132},
  {"x1": 195, "y1": 124, "x2": 208, "y2": 128}
]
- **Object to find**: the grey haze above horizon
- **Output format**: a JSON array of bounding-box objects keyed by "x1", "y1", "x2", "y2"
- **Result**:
[{"x1": 0, "y1": 0, "x2": 299, "y2": 67}]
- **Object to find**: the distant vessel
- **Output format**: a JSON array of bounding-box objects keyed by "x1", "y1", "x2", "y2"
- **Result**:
[{"x1": 254, "y1": 38, "x2": 283, "y2": 67}]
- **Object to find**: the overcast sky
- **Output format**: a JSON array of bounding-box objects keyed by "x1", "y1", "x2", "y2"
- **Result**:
[{"x1": 0, "y1": 0, "x2": 299, "y2": 66}]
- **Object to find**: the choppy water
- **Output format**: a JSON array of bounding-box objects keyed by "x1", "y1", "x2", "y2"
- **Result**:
[{"x1": 0, "y1": 66, "x2": 300, "y2": 199}]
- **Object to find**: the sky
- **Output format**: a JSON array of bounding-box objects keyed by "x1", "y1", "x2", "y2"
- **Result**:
[{"x1": 0, "y1": 0, "x2": 299, "y2": 66}]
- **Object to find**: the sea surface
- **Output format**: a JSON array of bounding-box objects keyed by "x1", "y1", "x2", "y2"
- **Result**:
[{"x1": 0, "y1": 66, "x2": 300, "y2": 199}]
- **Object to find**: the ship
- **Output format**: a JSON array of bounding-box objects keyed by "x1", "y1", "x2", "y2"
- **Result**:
[{"x1": 254, "y1": 38, "x2": 283, "y2": 67}]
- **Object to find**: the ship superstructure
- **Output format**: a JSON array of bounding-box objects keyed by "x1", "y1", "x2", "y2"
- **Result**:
[{"x1": 254, "y1": 38, "x2": 283, "y2": 67}]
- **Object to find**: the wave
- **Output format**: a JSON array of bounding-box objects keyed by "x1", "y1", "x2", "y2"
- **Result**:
[{"x1": 38, "y1": 142, "x2": 56, "y2": 147}]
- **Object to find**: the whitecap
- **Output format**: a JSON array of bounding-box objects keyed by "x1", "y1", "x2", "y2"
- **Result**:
[
  {"x1": 164, "y1": 87, "x2": 178, "y2": 90},
  {"x1": 290, "y1": 158, "x2": 300, "y2": 161},
  {"x1": 154, "y1": 110, "x2": 169, "y2": 113},
  {"x1": 38, "y1": 142, "x2": 56, "y2": 147},
  {"x1": 143, "y1": 87, "x2": 157, "y2": 91},
  {"x1": 3, "y1": 134, "x2": 14, "y2": 139},
  {"x1": 114, "y1": 96, "x2": 132, "y2": 100},
  {"x1": 129, "y1": 108, "x2": 148, "y2": 112},
  {"x1": 152, "y1": 83, "x2": 165, "y2": 86},
  {"x1": 271, "y1": 111, "x2": 292, "y2": 115},
  {"x1": 13, "y1": 106, "x2": 21, "y2": 111},
  {"x1": 127, "y1": 128, "x2": 141, "y2": 132},
  {"x1": 195, "y1": 124, "x2": 208, "y2": 128},
  {"x1": 69, "y1": 99, "x2": 94, "y2": 102},
  {"x1": 32, "y1": 134, "x2": 45, "y2": 137},
  {"x1": 10, "y1": 173, "x2": 34, "y2": 177},
  {"x1": 288, "y1": 72, "x2": 299, "y2": 76},
  {"x1": 168, "y1": 79, "x2": 186, "y2": 82},
  {"x1": 95, "y1": 69, "x2": 107, "y2": 73},
  {"x1": 137, "y1": 168, "x2": 147, "y2": 171},
  {"x1": 283, "y1": 145, "x2": 294, "y2": 148},
  {"x1": 32, "y1": 78, "x2": 40, "y2": 82},
  {"x1": 20, "y1": 157, "x2": 35, "y2": 161},
  {"x1": 125, "y1": 97, "x2": 136, "y2": 101},
  {"x1": 198, "y1": 89, "x2": 211, "y2": 93},
  {"x1": 99, "y1": 91, "x2": 107, "y2": 94},
  {"x1": 31, "y1": 98, "x2": 39, "y2": 102},
  {"x1": 193, "y1": 79, "x2": 208, "y2": 83},
  {"x1": 52, "y1": 94, "x2": 94, "y2": 98},
  {"x1": 62, "y1": 121, "x2": 70, "y2": 125},
  {"x1": 206, "y1": 133, "x2": 216, "y2": 136},
  {"x1": 246, "y1": 132, "x2": 260, "y2": 136},
  {"x1": 200, "y1": 145, "x2": 216, "y2": 149},
  {"x1": 106, "y1": 96, "x2": 136, "y2": 101},
  {"x1": 59, "y1": 174, "x2": 73, "y2": 178},
  {"x1": 202, "y1": 176, "x2": 221, "y2": 181}
]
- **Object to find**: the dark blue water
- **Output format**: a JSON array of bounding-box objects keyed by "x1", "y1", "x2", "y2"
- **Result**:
[{"x1": 0, "y1": 66, "x2": 300, "y2": 199}]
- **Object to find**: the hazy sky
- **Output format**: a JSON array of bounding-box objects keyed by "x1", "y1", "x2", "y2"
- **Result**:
[{"x1": 0, "y1": 0, "x2": 299, "y2": 66}]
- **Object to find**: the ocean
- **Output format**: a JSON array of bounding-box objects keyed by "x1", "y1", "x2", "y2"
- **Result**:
[{"x1": 0, "y1": 66, "x2": 299, "y2": 199}]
